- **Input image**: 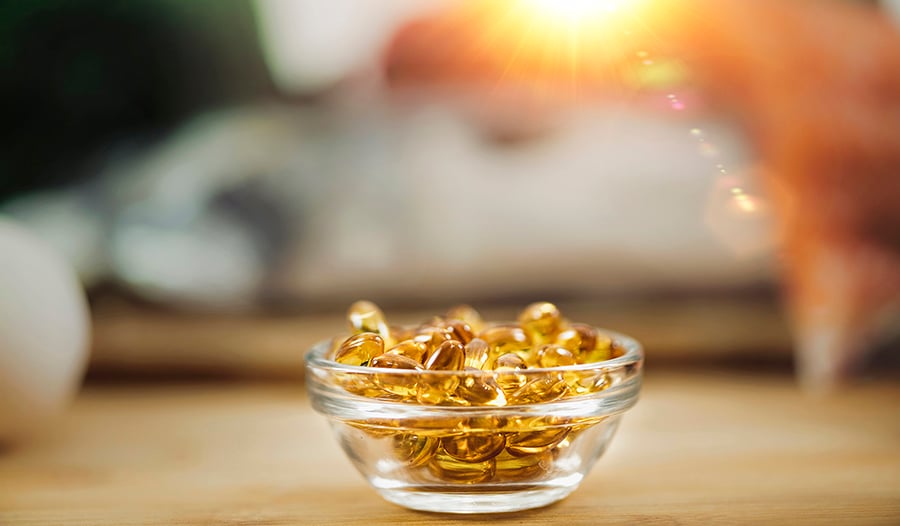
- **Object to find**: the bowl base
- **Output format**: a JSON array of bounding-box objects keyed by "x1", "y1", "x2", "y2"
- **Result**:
[{"x1": 377, "y1": 483, "x2": 579, "y2": 514}]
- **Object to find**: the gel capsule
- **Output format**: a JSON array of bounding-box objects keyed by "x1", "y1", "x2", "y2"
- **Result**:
[
  {"x1": 444, "y1": 319, "x2": 475, "y2": 344},
  {"x1": 414, "y1": 327, "x2": 454, "y2": 355},
  {"x1": 479, "y1": 325, "x2": 531, "y2": 362},
  {"x1": 370, "y1": 352, "x2": 422, "y2": 397},
  {"x1": 538, "y1": 345, "x2": 577, "y2": 368},
  {"x1": 464, "y1": 338, "x2": 490, "y2": 369},
  {"x1": 445, "y1": 304, "x2": 485, "y2": 333},
  {"x1": 518, "y1": 302, "x2": 562, "y2": 345},
  {"x1": 428, "y1": 452, "x2": 495, "y2": 484},
  {"x1": 494, "y1": 450, "x2": 553, "y2": 481},
  {"x1": 457, "y1": 367, "x2": 507, "y2": 406},
  {"x1": 493, "y1": 352, "x2": 528, "y2": 393},
  {"x1": 347, "y1": 300, "x2": 392, "y2": 344},
  {"x1": 425, "y1": 340, "x2": 466, "y2": 371},
  {"x1": 580, "y1": 331, "x2": 614, "y2": 363},
  {"x1": 334, "y1": 333, "x2": 384, "y2": 366},
  {"x1": 566, "y1": 369, "x2": 610, "y2": 395},
  {"x1": 509, "y1": 375, "x2": 569, "y2": 404},
  {"x1": 418, "y1": 340, "x2": 465, "y2": 405},
  {"x1": 441, "y1": 433, "x2": 506, "y2": 463},
  {"x1": 386, "y1": 339, "x2": 428, "y2": 364},
  {"x1": 393, "y1": 433, "x2": 439, "y2": 467},
  {"x1": 555, "y1": 323, "x2": 598, "y2": 353},
  {"x1": 506, "y1": 427, "x2": 570, "y2": 456}
]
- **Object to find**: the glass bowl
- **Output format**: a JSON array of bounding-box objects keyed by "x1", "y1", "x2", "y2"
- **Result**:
[{"x1": 305, "y1": 328, "x2": 643, "y2": 514}]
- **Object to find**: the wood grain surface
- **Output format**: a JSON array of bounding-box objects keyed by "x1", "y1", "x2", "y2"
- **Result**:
[{"x1": 2, "y1": 371, "x2": 898, "y2": 525}]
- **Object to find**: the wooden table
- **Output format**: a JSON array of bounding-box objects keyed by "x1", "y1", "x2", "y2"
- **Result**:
[{"x1": 2, "y1": 371, "x2": 899, "y2": 525}]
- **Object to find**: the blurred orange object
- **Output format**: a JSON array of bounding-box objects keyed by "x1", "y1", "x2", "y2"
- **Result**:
[{"x1": 384, "y1": 0, "x2": 900, "y2": 388}]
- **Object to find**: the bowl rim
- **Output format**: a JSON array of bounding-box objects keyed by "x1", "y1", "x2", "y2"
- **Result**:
[{"x1": 305, "y1": 326, "x2": 643, "y2": 377}]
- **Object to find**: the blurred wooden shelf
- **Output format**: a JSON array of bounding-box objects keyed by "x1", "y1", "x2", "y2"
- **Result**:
[
  {"x1": 1, "y1": 371, "x2": 898, "y2": 524},
  {"x1": 89, "y1": 295, "x2": 792, "y2": 379}
]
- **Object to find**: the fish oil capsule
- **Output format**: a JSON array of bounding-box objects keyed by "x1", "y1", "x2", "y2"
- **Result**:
[
  {"x1": 457, "y1": 367, "x2": 507, "y2": 406},
  {"x1": 414, "y1": 327, "x2": 453, "y2": 355},
  {"x1": 509, "y1": 375, "x2": 569, "y2": 405},
  {"x1": 347, "y1": 300, "x2": 392, "y2": 345},
  {"x1": 386, "y1": 339, "x2": 429, "y2": 364},
  {"x1": 428, "y1": 452, "x2": 495, "y2": 484},
  {"x1": 506, "y1": 427, "x2": 570, "y2": 456},
  {"x1": 393, "y1": 433, "x2": 439, "y2": 468},
  {"x1": 565, "y1": 369, "x2": 610, "y2": 395},
  {"x1": 370, "y1": 352, "x2": 422, "y2": 397},
  {"x1": 494, "y1": 450, "x2": 553, "y2": 481},
  {"x1": 464, "y1": 338, "x2": 490, "y2": 369},
  {"x1": 444, "y1": 319, "x2": 475, "y2": 344},
  {"x1": 580, "y1": 332, "x2": 614, "y2": 363},
  {"x1": 538, "y1": 345, "x2": 577, "y2": 368},
  {"x1": 440, "y1": 433, "x2": 506, "y2": 463},
  {"x1": 445, "y1": 304, "x2": 485, "y2": 333},
  {"x1": 555, "y1": 323, "x2": 598, "y2": 354},
  {"x1": 425, "y1": 340, "x2": 466, "y2": 371},
  {"x1": 518, "y1": 301, "x2": 563, "y2": 345},
  {"x1": 493, "y1": 352, "x2": 528, "y2": 394},
  {"x1": 334, "y1": 333, "x2": 384, "y2": 366},
  {"x1": 417, "y1": 341, "x2": 464, "y2": 405},
  {"x1": 479, "y1": 325, "x2": 531, "y2": 363}
]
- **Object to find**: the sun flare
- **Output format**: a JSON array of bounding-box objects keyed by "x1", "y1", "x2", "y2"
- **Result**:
[{"x1": 522, "y1": 0, "x2": 629, "y2": 22}]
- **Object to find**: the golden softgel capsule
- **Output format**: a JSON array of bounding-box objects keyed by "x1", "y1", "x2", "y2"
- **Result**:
[
  {"x1": 334, "y1": 333, "x2": 384, "y2": 366},
  {"x1": 509, "y1": 375, "x2": 569, "y2": 404},
  {"x1": 506, "y1": 427, "x2": 570, "y2": 456},
  {"x1": 386, "y1": 339, "x2": 429, "y2": 364},
  {"x1": 555, "y1": 323, "x2": 598, "y2": 354},
  {"x1": 425, "y1": 340, "x2": 466, "y2": 371},
  {"x1": 440, "y1": 433, "x2": 506, "y2": 463},
  {"x1": 347, "y1": 300, "x2": 392, "y2": 344},
  {"x1": 494, "y1": 450, "x2": 553, "y2": 481},
  {"x1": 463, "y1": 338, "x2": 490, "y2": 369},
  {"x1": 479, "y1": 325, "x2": 531, "y2": 362},
  {"x1": 417, "y1": 341, "x2": 465, "y2": 404},
  {"x1": 393, "y1": 433, "x2": 438, "y2": 467},
  {"x1": 445, "y1": 304, "x2": 485, "y2": 333},
  {"x1": 428, "y1": 452, "x2": 496, "y2": 484},
  {"x1": 538, "y1": 345, "x2": 577, "y2": 368},
  {"x1": 518, "y1": 302, "x2": 562, "y2": 345},
  {"x1": 580, "y1": 331, "x2": 614, "y2": 363},
  {"x1": 370, "y1": 352, "x2": 422, "y2": 397},
  {"x1": 493, "y1": 352, "x2": 528, "y2": 394},
  {"x1": 444, "y1": 319, "x2": 475, "y2": 344},
  {"x1": 457, "y1": 367, "x2": 507, "y2": 406}
]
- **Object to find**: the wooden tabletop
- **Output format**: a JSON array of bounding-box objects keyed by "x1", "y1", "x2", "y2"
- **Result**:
[{"x1": 2, "y1": 371, "x2": 899, "y2": 525}]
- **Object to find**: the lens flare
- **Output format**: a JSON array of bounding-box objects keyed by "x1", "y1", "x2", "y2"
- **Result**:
[{"x1": 523, "y1": 0, "x2": 627, "y2": 21}]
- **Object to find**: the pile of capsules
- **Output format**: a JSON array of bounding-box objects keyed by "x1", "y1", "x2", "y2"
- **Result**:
[{"x1": 328, "y1": 301, "x2": 624, "y2": 484}]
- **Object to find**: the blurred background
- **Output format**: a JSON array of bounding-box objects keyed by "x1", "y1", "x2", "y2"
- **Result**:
[
  {"x1": 0, "y1": 0, "x2": 896, "y2": 381},
  {"x1": 2, "y1": 1, "x2": 900, "y2": 523}
]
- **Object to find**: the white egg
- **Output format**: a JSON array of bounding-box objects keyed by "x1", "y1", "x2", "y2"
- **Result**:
[{"x1": 0, "y1": 218, "x2": 90, "y2": 443}]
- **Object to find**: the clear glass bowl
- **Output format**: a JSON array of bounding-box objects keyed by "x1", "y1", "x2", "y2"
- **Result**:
[{"x1": 305, "y1": 328, "x2": 643, "y2": 514}]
